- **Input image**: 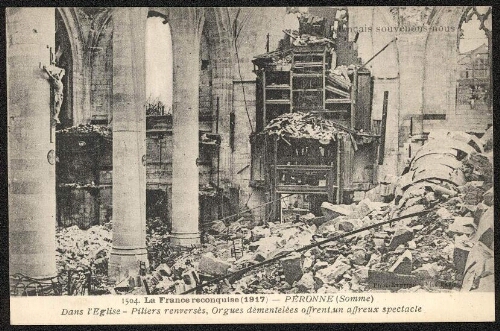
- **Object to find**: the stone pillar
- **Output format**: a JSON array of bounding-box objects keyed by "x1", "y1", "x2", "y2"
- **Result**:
[
  {"x1": 170, "y1": 8, "x2": 204, "y2": 246},
  {"x1": 397, "y1": 34, "x2": 426, "y2": 135},
  {"x1": 7, "y1": 8, "x2": 57, "y2": 279},
  {"x1": 108, "y1": 7, "x2": 148, "y2": 282}
]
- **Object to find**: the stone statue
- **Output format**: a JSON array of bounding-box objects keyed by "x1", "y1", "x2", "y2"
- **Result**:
[
  {"x1": 330, "y1": 47, "x2": 337, "y2": 71},
  {"x1": 43, "y1": 65, "x2": 65, "y2": 124}
]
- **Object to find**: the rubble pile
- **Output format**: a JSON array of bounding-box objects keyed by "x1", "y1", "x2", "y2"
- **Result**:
[
  {"x1": 143, "y1": 129, "x2": 493, "y2": 295},
  {"x1": 58, "y1": 182, "x2": 99, "y2": 189},
  {"x1": 290, "y1": 33, "x2": 333, "y2": 47},
  {"x1": 327, "y1": 65, "x2": 353, "y2": 94},
  {"x1": 54, "y1": 128, "x2": 492, "y2": 295},
  {"x1": 56, "y1": 223, "x2": 112, "y2": 276},
  {"x1": 57, "y1": 124, "x2": 112, "y2": 137},
  {"x1": 262, "y1": 112, "x2": 376, "y2": 145},
  {"x1": 253, "y1": 50, "x2": 293, "y2": 68}
]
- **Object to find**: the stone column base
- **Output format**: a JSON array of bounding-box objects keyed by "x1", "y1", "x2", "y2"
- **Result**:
[
  {"x1": 108, "y1": 246, "x2": 148, "y2": 284},
  {"x1": 170, "y1": 232, "x2": 201, "y2": 246}
]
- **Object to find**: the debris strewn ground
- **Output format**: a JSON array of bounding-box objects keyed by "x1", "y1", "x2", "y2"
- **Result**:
[{"x1": 55, "y1": 129, "x2": 493, "y2": 295}]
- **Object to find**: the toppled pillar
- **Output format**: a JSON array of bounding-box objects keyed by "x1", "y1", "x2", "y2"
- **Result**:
[
  {"x1": 8, "y1": 8, "x2": 57, "y2": 279},
  {"x1": 108, "y1": 7, "x2": 149, "y2": 282}
]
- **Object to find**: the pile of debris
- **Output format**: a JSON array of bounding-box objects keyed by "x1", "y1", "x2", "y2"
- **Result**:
[
  {"x1": 58, "y1": 182, "x2": 99, "y2": 189},
  {"x1": 56, "y1": 223, "x2": 112, "y2": 276},
  {"x1": 289, "y1": 33, "x2": 333, "y2": 47},
  {"x1": 139, "y1": 128, "x2": 493, "y2": 295},
  {"x1": 57, "y1": 124, "x2": 112, "y2": 137},
  {"x1": 391, "y1": 128, "x2": 494, "y2": 292},
  {"x1": 253, "y1": 49, "x2": 293, "y2": 69},
  {"x1": 55, "y1": 126, "x2": 492, "y2": 295},
  {"x1": 262, "y1": 112, "x2": 377, "y2": 145},
  {"x1": 326, "y1": 65, "x2": 354, "y2": 99}
]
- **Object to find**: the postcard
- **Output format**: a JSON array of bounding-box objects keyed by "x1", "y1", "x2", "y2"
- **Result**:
[{"x1": 7, "y1": 6, "x2": 494, "y2": 324}]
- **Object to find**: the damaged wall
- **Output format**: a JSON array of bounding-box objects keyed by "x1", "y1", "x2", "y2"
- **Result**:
[
  {"x1": 350, "y1": 6, "x2": 492, "y2": 179},
  {"x1": 56, "y1": 6, "x2": 492, "y2": 227}
]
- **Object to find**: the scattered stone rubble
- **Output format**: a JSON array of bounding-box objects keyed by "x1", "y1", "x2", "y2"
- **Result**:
[
  {"x1": 55, "y1": 128, "x2": 493, "y2": 295},
  {"x1": 57, "y1": 124, "x2": 112, "y2": 137},
  {"x1": 262, "y1": 112, "x2": 377, "y2": 145},
  {"x1": 56, "y1": 222, "x2": 112, "y2": 290}
]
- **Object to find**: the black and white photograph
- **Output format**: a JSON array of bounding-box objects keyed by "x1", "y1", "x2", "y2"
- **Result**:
[{"x1": 6, "y1": 6, "x2": 494, "y2": 324}]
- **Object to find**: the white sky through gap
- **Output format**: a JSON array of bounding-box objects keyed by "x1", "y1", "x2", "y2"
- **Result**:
[{"x1": 146, "y1": 16, "x2": 173, "y2": 112}]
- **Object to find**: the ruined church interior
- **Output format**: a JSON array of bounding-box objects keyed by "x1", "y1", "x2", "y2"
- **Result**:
[{"x1": 8, "y1": 6, "x2": 493, "y2": 295}]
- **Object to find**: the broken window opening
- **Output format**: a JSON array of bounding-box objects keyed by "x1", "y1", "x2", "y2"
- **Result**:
[
  {"x1": 145, "y1": 15, "x2": 173, "y2": 116},
  {"x1": 456, "y1": 6, "x2": 491, "y2": 110}
]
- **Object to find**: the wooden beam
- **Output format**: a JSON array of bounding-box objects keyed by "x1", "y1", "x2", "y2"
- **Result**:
[{"x1": 378, "y1": 91, "x2": 389, "y2": 165}]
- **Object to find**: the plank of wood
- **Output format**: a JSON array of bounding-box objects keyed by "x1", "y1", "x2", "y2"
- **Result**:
[{"x1": 325, "y1": 85, "x2": 350, "y2": 98}]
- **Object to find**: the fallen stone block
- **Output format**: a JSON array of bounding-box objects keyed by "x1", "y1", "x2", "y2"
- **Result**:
[
  {"x1": 321, "y1": 202, "x2": 352, "y2": 221},
  {"x1": 389, "y1": 228, "x2": 414, "y2": 250},
  {"x1": 181, "y1": 270, "x2": 200, "y2": 291},
  {"x1": 310, "y1": 216, "x2": 326, "y2": 227},
  {"x1": 453, "y1": 237, "x2": 471, "y2": 276},
  {"x1": 210, "y1": 220, "x2": 227, "y2": 234},
  {"x1": 156, "y1": 263, "x2": 172, "y2": 277},
  {"x1": 316, "y1": 218, "x2": 339, "y2": 234},
  {"x1": 114, "y1": 277, "x2": 133, "y2": 293},
  {"x1": 349, "y1": 248, "x2": 367, "y2": 266},
  {"x1": 482, "y1": 188, "x2": 493, "y2": 206},
  {"x1": 356, "y1": 198, "x2": 375, "y2": 218},
  {"x1": 251, "y1": 227, "x2": 271, "y2": 241},
  {"x1": 251, "y1": 236, "x2": 279, "y2": 254},
  {"x1": 337, "y1": 219, "x2": 357, "y2": 232},
  {"x1": 435, "y1": 207, "x2": 453, "y2": 220},
  {"x1": 280, "y1": 253, "x2": 304, "y2": 285},
  {"x1": 354, "y1": 267, "x2": 370, "y2": 282},
  {"x1": 313, "y1": 260, "x2": 329, "y2": 271},
  {"x1": 448, "y1": 217, "x2": 476, "y2": 235},
  {"x1": 198, "y1": 253, "x2": 231, "y2": 276},
  {"x1": 373, "y1": 237, "x2": 385, "y2": 248},
  {"x1": 423, "y1": 135, "x2": 477, "y2": 155},
  {"x1": 412, "y1": 153, "x2": 462, "y2": 172},
  {"x1": 352, "y1": 190, "x2": 366, "y2": 202},
  {"x1": 472, "y1": 207, "x2": 493, "y2": 250},
  {"x1": 365, "y1": 185, "x2": 384, "y2": 202},
  {"x1": 424, "y1": 191, "x2": 437, "y2": 203},
  {"x1": 295, "y1": 272, "x2": 317, "y2": 292},
  {"x1": 479, "y1": 125, "x2": 493, "y2": 151},
  {"x1": 314, "y1": 255, "x2": 350, "y2": 285},
  {"x1": 461, "y1": 241, "x2": 494, "y2": 292},
  {"x1": 301, "y1": 213, "x2": 316, "y2": 221},
  {"x1": 252, "y1": 252, "x2": 267, "y2": 262},
  {"x1": 389, "y1": 250, "x2": 412, "y2": 274},
  {"x1": 302, "y1": 256, "x2": 314, "y2": 272}
]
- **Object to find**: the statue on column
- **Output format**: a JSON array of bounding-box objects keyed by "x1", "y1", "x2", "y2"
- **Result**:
[{"x1": 43, "y1": 65, "x2": 65, "y2": 124}]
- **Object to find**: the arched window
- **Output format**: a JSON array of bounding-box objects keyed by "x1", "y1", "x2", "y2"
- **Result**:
[
  {"x1": 145, "y1": 14, "x2": 173, "y2": 116},
  {"x1": 457, "y1": 6, "x2": 491, "y2": 110}
]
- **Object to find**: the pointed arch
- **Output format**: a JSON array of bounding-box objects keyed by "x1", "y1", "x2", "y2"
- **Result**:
[{"x1": 56, "y1": 8, "x2": 88, "y2": 125}]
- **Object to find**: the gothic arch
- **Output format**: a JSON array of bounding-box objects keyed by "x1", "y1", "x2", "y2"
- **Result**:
[
  {"x1": 422, "y1": 6, "x2": 467, "y2": 116},
  {"x1": 56, "y1": 8, "x2": 88, "y2": 125}
]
